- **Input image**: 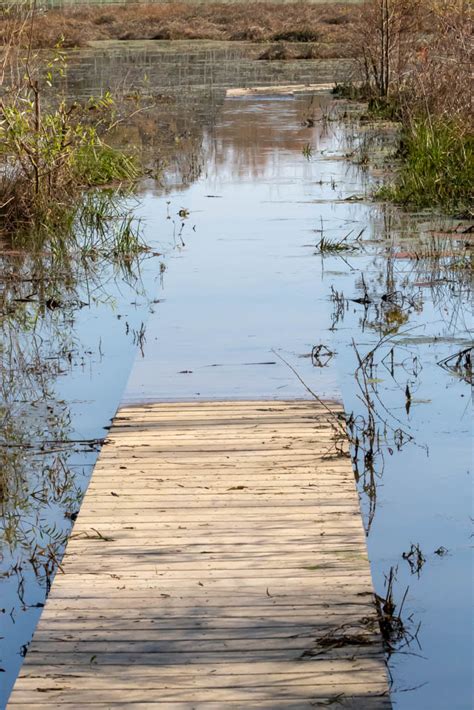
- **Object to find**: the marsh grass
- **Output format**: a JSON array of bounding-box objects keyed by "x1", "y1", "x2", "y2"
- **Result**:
[
  {"x1": 377, "y1": 119, "x2": 473, "y2": 215},
  {"x1": 315, "y1": 226, "x2": 365, "y2": 254},
  {"x1": 74, "y1": 140, "x2": 140, "y2": 187},
  {"x1": 315, "y1": 233, "x2": 357, "y2": 253},
  {"x1": 0, "y1": 95, "x2": 141, "y2": 238},
  {"x1": 0, "y1": 2, "x2": 355, "y2": 50}
]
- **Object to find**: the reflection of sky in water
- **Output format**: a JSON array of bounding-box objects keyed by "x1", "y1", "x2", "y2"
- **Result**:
[
  {"x1": 126, "y1": 97, "x2": 361, "y2": 403},
  {"x1": 0, "y1": 254, "x2": 162, "y2": 701},
  {"x1": 1, "y1": 90, "x2": 472, "y2": 709},
  {"x1": 125, "y1": 96, "x2": 472, "y2": 710}
]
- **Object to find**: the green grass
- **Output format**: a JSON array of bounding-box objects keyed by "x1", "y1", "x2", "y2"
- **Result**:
[
  {"x1": 0, "y1": 97, "x2": 141, "y2": 239},
  {"x1": 74, "y1": 141, "x2": 140, "y2": 186},
  {"x1": 377, "y1": 119, "x2": 473, "y2": 215}
]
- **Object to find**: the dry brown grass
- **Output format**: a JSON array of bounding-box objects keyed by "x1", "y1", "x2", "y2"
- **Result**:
[
  {"x1": 0, "y1": 2, "x2": 357, "y2": 52},
  {"x1": 345, "y1": 1, "x2": 472, "y2": 214},
  {"x1": 347, "y1": 0, "x2": 472, "y2": 124},
  {"x1": 399, "y1": 0, "x2": 472, "y2": 124}
]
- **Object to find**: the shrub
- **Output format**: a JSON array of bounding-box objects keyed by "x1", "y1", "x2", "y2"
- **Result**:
[
  {"x1": 0, "y1": 5, "x2": 140, "y2": 237},
  {"x1": 0, "y1": 94, "x2": 140, "y2": 234},
  {"x1": 346, "y1": 0, "x2": 473, "y2": 214}
]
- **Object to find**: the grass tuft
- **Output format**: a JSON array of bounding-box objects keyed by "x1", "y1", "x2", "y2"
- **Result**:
[
  {"x1": 74, "y1": 141, "x2": 140, "y2": 187},
  {"x1": 377, "y1": 119, "x2": 473, "y2": 215}
]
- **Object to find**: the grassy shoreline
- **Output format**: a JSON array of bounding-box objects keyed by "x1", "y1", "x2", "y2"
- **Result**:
[
  {"x1": 336, "y1": 0, "x2": 472, "y2": 217},
  {"x1": 377, "y1": 119, "x2": 473, "y2": 217}
]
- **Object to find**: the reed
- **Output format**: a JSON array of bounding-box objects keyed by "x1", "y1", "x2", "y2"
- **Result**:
[{"x1": 378, "y1": 118, "x2": 473, "y2": 214}]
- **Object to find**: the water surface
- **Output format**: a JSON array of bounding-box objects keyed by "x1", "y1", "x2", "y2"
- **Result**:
[{"x1": 1, "y1": 47, "x2": 472, "y2": 709}]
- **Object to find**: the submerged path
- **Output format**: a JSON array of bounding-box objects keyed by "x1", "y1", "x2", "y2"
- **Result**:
[{"x1": 10, "y1": 400, "x2": 390, "y2": 708}]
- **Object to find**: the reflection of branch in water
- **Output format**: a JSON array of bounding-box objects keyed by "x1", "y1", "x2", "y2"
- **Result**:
[
  {"x1": 402, "y1": 543, "x2": 426, "y2": 578},
  {"x1": 348, "y1": 331, "x2": 419, "y2": 533},
  {"x1": 329, "y1": 285, "x2": 346, "y2": 331},
  {"x1": 325, "y1": 213, "x2": 470, "y2": 533},
  {"x1": 438, "y1": 347, "x2": 473, "y2": 385},
  {"x1": 271, "y1": 349, "x2": 346, "y2": 434},
  {"x1": 376, "y1": 565, "x2": 422, "y2": 659},
  {"x1": 271, "y1": 350, "x2": 352, "y2": 461},
  {"x1": 0, "y1": 197, "x2": 154, "y2": 592}
]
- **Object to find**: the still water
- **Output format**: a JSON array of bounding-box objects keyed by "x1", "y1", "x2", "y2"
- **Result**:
[{"x1": 1, "y1": 45, "x2": 472, "y2": 708}]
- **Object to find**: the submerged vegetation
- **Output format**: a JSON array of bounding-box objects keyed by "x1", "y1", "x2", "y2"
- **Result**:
[{"x1": 340, "y1": 0, "x2": 473, "y2": 215}]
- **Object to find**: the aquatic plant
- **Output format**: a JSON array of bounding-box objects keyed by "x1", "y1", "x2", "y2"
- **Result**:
[
  {"x1": 375, "y1": 566, "x2": 414, "y2": 650},
  {"x1": 377, "y1": 119, "x2": 473, "y2": 215},
  {"x1": 314, "y1": 227, "x2": 365, "y2": 254}
]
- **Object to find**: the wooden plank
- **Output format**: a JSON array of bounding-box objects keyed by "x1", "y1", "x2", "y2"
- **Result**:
[{"x1": 9, "y1": 400, "x2": 390, "y2": 709}]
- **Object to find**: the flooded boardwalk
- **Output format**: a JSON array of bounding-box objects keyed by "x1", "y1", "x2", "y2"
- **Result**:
[{"x1": 10, "y1": 400, "x2": 389, "y2": 708}]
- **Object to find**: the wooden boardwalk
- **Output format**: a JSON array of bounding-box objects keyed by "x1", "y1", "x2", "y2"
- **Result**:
[{"x1": 10, "y1": 400, "x2": 390, "y2": 709}]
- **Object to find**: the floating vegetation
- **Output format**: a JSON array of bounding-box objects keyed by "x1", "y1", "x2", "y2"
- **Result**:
[
  {"x1": 314, "y1": 220, "x2": 365, "y2": 255},
  {"x1": 438, "y1": 347, "x2": 473, "y2": 385},
  {"x1": 310, "y1": 344, "x2": 334, "y2": 367},
  {"x1": 375, "y1": 566, "x2": 413, "y2": 650},
  {"x1": 402, "y1": 543, "x2": 426, "y2": 578}
]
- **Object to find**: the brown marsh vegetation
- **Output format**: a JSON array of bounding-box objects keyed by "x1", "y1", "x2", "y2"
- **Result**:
[
  {"x1": 339, "y1": 0, "x2": 473, "y2": 214},
  {"x1": 0, "y1": 2, "x2": 356, "y2": 51}
]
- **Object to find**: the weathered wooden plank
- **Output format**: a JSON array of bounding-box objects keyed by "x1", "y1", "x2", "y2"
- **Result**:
[
  {"x1": 37, "y1": 597, "x2": 374, "y2": 612},
  {"x1": 21, "y1": 648, "x2": 386, "y2": 665},
  {"x1": 31, "y1": 617, "x2": 377, "y2": 633},
  {"x1": 7, "y1": 701, "x2": 391, "y2": 710},
  {"x1": 11, "y1": 686, "x2": 389, "y2": 704},
  {"x1": 35, "y1": 608, "x2": 375, "y2": 626},
  {"x1": 13, "y1": 659, "x2": 387, "y2": 677},
  {"x1": 9, "y1": 400, "x2": 390, "y2": 709}
]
